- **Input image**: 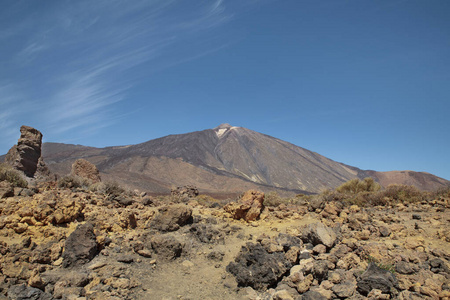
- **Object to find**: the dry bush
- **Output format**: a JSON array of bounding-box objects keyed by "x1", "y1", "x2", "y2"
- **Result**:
[
  {"x1": 264, "y1": 191, "x2": 310, "y2": 207},
  {"x1": 58, "y1": 175, "x2": 91, "y2": 189},
  {"x1": 380, "y1": 184, "x2": 430, "y2": 204},
  {"x1": 336, "y1": 177, "x2": 381, "y2": 194},
  {"x1": 0, "y1": 163, "x2": 28, "y2": 188}
]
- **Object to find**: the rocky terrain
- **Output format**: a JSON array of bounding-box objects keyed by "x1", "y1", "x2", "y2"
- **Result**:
[{"x1": 0, "y1": 178, "x2": 449, "y2": 300}]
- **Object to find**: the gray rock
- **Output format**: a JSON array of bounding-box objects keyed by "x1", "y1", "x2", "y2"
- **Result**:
[
  {"x1": 395, "y1": 261, "x2": 417, "y2": 274},
  {"x1": 357, "y1": 262, "x2": 398, "y2": 296},
  {"x1": 301, "y1": 290, "x2": 326, "y2": 300},
  {"x1": 312, "y1": 260, "x2": 328, "y2": 282},
  {"x1": 150, "y1": 234, "x2": 183, "y2": 259},
  {"x1": 301, "y1": 223, "x2": 337, "y2": 248},
  {"x1": 62, "y1": 222, "x2": 99, "y2": 268},
  {"x1": 149, "y1": 204, "x2": 193, "y2": 232},
  {"x1": 332, "y1": 281, "x2": 356, "y2": 298},
  {"x1": 7, "y1": 284, "x2": 52, "y2": 300}
]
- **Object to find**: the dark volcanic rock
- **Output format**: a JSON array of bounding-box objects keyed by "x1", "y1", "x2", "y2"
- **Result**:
[
  {"x1": 357, "y1": 262, "x2": 398, "y2": 296},
  {"x1": 300, "y1": 290, "x2": 327, "y2": 300},
  {"x1": 7, "y1": 284, "x2": 52, "y2": 300},
  {"x1": 5, "y1": 126, "x2": 45, "y2": 177},
  {"x1": 226, "y1": 242, "x2": 292, "y2": 290},
  {"x1": 312, "y1": 260, "x2": 329, "y2": 282},
  {"x1": 149, "y1": 204, "x2": 193, "y2": 232},
  {"x1": 190, "y1": 223, "x2": 221, "y2": 243},
  {"x1": 150, "y1": 234, "x2": 183, "y2": 259},
  {"x1": 62, "y1": 222, "x2": 99, "y2": 268}
]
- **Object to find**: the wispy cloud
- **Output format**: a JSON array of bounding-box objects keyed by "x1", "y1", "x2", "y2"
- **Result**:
[{"x1": 0, "y1": 0, "x2": 238, "y2": 150}]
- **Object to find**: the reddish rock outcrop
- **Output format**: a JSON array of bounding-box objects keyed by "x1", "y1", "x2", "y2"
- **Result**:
[
  {"x1": 71, "y1": 159, "x2": 101, "y2": 183},
  {"x1": 224, "y1": 190, "x2": 265, "y2": 222}
]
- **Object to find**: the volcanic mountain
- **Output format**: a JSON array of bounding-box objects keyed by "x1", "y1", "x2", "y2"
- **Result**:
[{"x1": 32, "y1": 124, "x2": 449, "y2": 195}]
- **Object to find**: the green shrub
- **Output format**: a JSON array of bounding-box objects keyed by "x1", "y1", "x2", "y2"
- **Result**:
[{"x1": 0, "y1": 163, "x2": 28, "y2": 188}]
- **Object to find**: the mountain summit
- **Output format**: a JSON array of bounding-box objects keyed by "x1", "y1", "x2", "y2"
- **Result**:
[{"x1": 41, "y1": 124, "x2": 449, "y2": 194}]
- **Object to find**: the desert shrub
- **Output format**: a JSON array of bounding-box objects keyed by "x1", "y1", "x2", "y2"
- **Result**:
[
  {"x1": 336, "y1": 177, "x2": 381, "y2": 194},
  {"x1": 264, "y1": 191, "x2": 311, "y2": 207},
  {"x1": 88, "y1": 182, "x2": 106, "y2": 193},
  {"x1": 0, "y1": 163, "x2": 28, "y2": 188},
  {"x1": 103, "y1": 181, "x2": 126, "y2": 198},
  {"x1": 57, "y1": 175, "x2": 90, "y2": 189},
  {"x1": 365, "y1": 255, "x2": 395, "y2": 274},
  {"x1": 381, "y1": 184, "x2": 428, "y2": 203},
  {"x1": 195, "y1": 194, "x2": 222, "y2": 207},
  {"x1": 433, "y1": 186, "x2": 450, "y2": 198}
]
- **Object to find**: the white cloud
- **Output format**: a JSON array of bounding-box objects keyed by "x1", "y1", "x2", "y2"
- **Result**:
[{"x1": 1, "y1": 0, "x2": 239, "y2": 149}]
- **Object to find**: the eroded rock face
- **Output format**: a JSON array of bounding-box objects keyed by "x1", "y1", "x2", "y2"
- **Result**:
[
  {"x1": 71, "y1": 159, "x2": 101, "y2": 183},
  {"x1": 224, "y1": 190, "x2": 265, "y2": 222},
  {"x1": 62, "y1": 222, "x2": 99, "y2": 268},
  {"x1": 5, "y1": 126, "x2": 44, "y2": 177}
]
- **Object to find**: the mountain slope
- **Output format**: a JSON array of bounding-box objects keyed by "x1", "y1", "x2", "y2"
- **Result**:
[{"x1": 41, "y1": 124, "x2": 449, "y2": 194}]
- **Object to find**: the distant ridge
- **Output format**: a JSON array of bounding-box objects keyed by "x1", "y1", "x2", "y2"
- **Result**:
[{"x1": 38, "y1": 124, "x2": 449, "y2": 194}]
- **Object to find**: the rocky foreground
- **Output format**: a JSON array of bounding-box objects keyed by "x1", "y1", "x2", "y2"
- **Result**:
[{"x1": 0, "y1": 182, "x2": 449, "y2": 300}]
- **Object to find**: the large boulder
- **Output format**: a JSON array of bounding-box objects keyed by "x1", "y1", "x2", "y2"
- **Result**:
[
  {"x1": 301, "y1": 222, "x2": 337, "y2": 249},
  {"x1": 226, "y1": 242, "x2": 292, "y2": 290},
  {"x1": 224, "y1": 190, "x2": 265, "y2": 222},
  {"x1": 62, "y1": 222, "x2": 99, "y2": 268},
  {"x1": 357, "y1": 262, "x2": 399, "y2": 296},
  {"x1": 7, "y1": 284, "x2": 52, "y2": 300},
  {"x1": 71, "y1": 159, "x2": 101, "y2": 183},
  {"x1": 149, "y1": 204, "x2": 193, "y2": 232}
]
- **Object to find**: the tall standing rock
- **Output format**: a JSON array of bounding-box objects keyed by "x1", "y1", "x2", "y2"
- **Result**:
[{"x1": 5, "y1": 126, "x2": 48, "y2": 178}]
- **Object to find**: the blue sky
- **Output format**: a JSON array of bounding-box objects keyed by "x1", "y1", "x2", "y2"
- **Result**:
[{"x1": 1, "y1": 0, "x2": 449, "y2": 180}]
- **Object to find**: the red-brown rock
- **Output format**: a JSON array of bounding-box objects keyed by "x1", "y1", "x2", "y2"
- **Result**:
[
  {"x1": 71, "y1": 159, "x2": 101, "y2": 183},
  {"x1": 224, "y1": 190, "x2": 265, "y2": 222}
]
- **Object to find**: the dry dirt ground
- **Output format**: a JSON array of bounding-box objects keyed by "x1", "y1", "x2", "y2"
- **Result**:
[{"x1": 0, "y1": 186, "x2": 449, "y2": 299}]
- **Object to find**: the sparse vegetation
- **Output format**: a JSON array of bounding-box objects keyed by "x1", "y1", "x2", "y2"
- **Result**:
[
  {"x1": 317, "y1": 177, "x2": 438, "y2": 207},
  {"x1": 336, "y1": 177, "x2": 381, "y2": 194},
  {"x1": 0, "y1": 163, "x2": 28, "y2": 188},
  {"x1": 365, "y1": 254, "x2": 396, "y2": 274},
  {"x1": 57, "y1": 175, "x2": 91, "y2": 190},
  {"x1": 263, "y1": 191, "x2": 311, "y2": 207}
]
